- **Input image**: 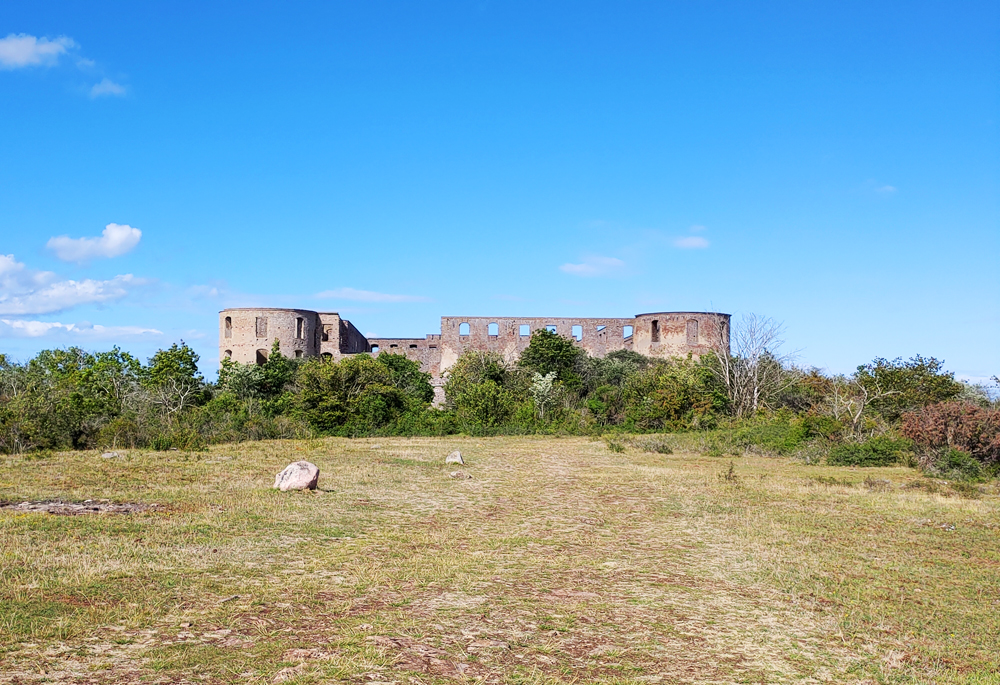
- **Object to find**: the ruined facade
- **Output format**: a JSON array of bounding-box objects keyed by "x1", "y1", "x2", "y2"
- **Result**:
[{"x1": 220, "y1": 308, "x2": 730, "y2": 383}]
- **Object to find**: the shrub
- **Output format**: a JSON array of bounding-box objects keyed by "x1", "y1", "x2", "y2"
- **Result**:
[
  {"x1": 827, "y1": 436, "x2": 914, "y2": 467},
  {"x1": 931, "y1": 448, "x2": 984, "y2": 482},
  {"x1": 854, "y1": 356, "x2": 963, "y2": 422},
  {"x1": 733, "y1": 417, "x2": 808, "y2": 455},
  {"x1": 901, "y1": 401, "x2": 1000, "y2": 467}
]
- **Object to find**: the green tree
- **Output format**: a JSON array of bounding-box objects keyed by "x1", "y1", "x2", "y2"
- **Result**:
[
  {"x1": 144, "y1": 342, "x2": 207, "y2": 415},
  {"x1": 854, "y1": 355, "x2": 963, "y2": 422},
  {"x1": 518, "y1": 328, "x2": 585, "y2": 387}
]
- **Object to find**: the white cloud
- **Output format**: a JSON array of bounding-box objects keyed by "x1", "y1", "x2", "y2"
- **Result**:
[
  {"x1": 0, "y1": 319, "x2": 161, "y2": 339},
  {"x1": 0, "y1": 253, "x2": 143, "y2": 315},
  {"x1": 875, "y1": 185, "x2": 897, "y2": 194},
  {"x1": 559, "y1": 255, "x2": 625, "y2": 277},
  {"x1": 47, "y1": 223, "x2": 142, "y2": 262},
  {"x1": 674, "y1": 236, "x2": 710, "y2": 249},
  {"x1": 0, "y1": 33, "x2": 75, "y2": 69},
  {"x1": 315, "y1": 287, "x2": 430, "y2": 303},
  {"x1": 89, "y1": 78, "x2": 126, "y2": 98}
]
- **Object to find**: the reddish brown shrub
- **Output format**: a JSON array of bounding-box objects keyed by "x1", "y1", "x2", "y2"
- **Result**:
[{"x1": 901, "y1": 402, "x2": 1000, "y2": 465}]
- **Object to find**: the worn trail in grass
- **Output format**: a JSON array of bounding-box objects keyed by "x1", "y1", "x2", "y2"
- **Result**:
[{"x1": 1, "y1": 436, "x2": 997, "y2": 684}]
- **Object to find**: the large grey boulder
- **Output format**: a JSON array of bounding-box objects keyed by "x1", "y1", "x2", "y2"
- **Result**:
[
  {"x1": 445, "y1": 450, "x2": 464, "y2": 465},
  {"x1": 273, "y1": 461, "x2": 319, "y2": 491}
]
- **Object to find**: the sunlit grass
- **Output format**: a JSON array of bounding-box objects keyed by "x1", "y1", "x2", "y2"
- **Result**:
[{"x1": 1, "y1": 436, "x2": 997, "y2": 683}]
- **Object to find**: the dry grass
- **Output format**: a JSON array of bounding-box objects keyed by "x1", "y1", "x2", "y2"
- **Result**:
[{"x1": 1, "y1": 436, "x2": 998, "y2": 684}]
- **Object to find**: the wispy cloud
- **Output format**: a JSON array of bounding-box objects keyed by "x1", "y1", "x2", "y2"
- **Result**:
[
  {"x1": 315, "y1": 287, "x2": 430, "y2": 303},
  {"x1": 0, "y1": 33, "x2": 75, "y2": 69},
  {"x1": 0, "y1": 319, "x2": 161, "y2": 339},
  {"x1": 674, "y1": 236, "x2": 710, "y2": 249},
  {"x1": 47, "y1": 223, "x2": 141, "y2": 262},
  {"x1": 0, "y1": 253, "x2": 144, "y2": 315},
  {"x1": 559, "y1": 255, "x2": 625, "y2": 277},
  {"x1": 875, "y1": 185, "x2": 897, "y2": 194},
  {"x1": 89, "y1": 77, "x2": 126, "y2": 98}
]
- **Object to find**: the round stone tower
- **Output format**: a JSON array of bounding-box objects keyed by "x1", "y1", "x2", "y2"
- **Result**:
[
  {"x1": 219, "y1": 308, "x2": 318, "y2": 365},
  {"x1": 630, "y1": 312, "x2": 730, "y2": 359}
]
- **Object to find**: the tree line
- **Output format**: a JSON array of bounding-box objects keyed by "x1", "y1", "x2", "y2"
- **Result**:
[{"x1": 1, "y1": 315, "x2": 996, "y2": 481}]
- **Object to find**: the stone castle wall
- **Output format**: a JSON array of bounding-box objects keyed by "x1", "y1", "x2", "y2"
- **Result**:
[{"x1": 219, "y1": 308, "x2": 730, "y2": 378}]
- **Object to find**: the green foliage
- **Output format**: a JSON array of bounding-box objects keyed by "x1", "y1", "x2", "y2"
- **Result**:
[
  {"x1": 444, "y1": 351, "x2": 530, "y2": 430},
  {"x1": 932, "y1": 448, "x2": 984, "y2": 482},
  {"x1": 827, "y1": 436, "x2": 915, "y2": 467},
  {"x1": 733, "y1": 415, "x2": 809, "y2": 455},
  {"x1": 519, "y1": 328, "x2": 585, "y2": 387},
  {"x1": 295, "y1": 354, "x2": 429, "y2": 436},
  {"x1": 855, "y1": 355, "x2": 963, "y2": 422},
  {"x1": 619, "y1": 357, "x2": 725, "y2": 431}
]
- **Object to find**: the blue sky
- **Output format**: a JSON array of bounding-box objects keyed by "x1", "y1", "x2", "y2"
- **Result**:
[{"x1": 1, "y1": 1, "x2": 997, "y2": 382}]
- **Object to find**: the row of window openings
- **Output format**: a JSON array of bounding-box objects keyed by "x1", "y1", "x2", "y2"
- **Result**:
[
  {"x1": 370, "y1": 343, "x2": 432, "y2": 354},
  {"x1": 457, "y1": 322, "x2": 627, "y2": 341},
  {"x1": 454, "y1": 319, "x2": 698, "y2": 344},
  {"x1": 222, "y1": 349, "x2": 304, "y2": 364},
  {"x1": 222, "y1": 316, "x2": 309, "y2": 340}
]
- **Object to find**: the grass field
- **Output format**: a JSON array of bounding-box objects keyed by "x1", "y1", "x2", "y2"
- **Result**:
[{"x1": 1, "y1": 436, "x2": 998, "y2": 684}]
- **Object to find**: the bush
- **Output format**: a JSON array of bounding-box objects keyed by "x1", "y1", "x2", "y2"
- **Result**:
[
  {"x1": 901, "y1": 401, "x2": 1000, "y2": 467},
  {"x1": 733, "y1": 416, "x2": 808, "y2": 455},
  {"x1": 827, "y1": 436, "x2": 914, "y2": 467},
  {"x1": 931, "y1": 448, "x2": 984, "y2": 482}
]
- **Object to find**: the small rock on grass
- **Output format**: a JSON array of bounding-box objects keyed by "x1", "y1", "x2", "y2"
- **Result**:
[
  {"x1": 100, "y1": 451, "x2": 120, "y2": 459},
  {"x1": 445, "y1": 450, "x2": 464, "y2": 465},
  {"x1": 273, "y1": 461, "x2": 319, "y2": 491},
  {"x1": 449, "y1": 471, "x2": 472, "y2": 479}
]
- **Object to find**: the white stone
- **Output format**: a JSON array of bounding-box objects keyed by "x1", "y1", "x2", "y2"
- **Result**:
[
  {"x1": 445, "y1": 450, "x2": 464, "y2": 465},
  {"x1": 273, "y1": 461, "x2": 319, "y2": 491},
  {"x1": 100, "y1": 451, "x2": 120, "y2": 459}
]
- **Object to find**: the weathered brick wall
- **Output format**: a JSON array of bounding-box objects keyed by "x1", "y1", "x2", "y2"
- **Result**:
[
  {"x1": 220, "y1": 309, "x2": 730, "y2": 382},
  {"x1": 219, "y1": 308, "x2": 318, "y2": 365}
]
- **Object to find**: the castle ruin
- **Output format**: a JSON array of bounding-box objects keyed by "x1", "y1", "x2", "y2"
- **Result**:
[{"x1": 219, "y1": 309, "x2": 730, "y2": 400}]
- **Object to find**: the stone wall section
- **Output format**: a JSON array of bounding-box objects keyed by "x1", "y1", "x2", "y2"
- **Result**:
[{"x1": 219, "y1": 309, "x2": 730, "y2": 384}]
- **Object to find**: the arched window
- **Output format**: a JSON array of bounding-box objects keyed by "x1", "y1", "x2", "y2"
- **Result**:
[
  {"x1": 295, "y1": 317, "x2": 304, "y2": 339},
  {"x1": 224, "y1": 316, "x2": 232, "y2": 338},
  {"x1": 459, "y1": 322, "x2": 470, "y2": 336},
  {"x1": 256, "y1": 349, "x2": 268, "y2": 365},
  {"x1": 651, "y1": 319, "x2": 660, "y2": 343},
  {"x1": 487, "y1": 322, "x2": 499, "y2": 336},
  {"x1": 371, "y1": 345, "x2": 380, "y2": 353},
  {"x1": 224, "y1": 349, "x2": 232, "y2": 359},
  {"x1": 321, "y1": 352, "x2": 333, "y2": 362},
  {"x1": 686, "y1": 319, "x2": 699, "y2": 345},
  {"x1": 571, "y1": 325, "x2": 582, "y2": 341},
  {"x1": 623, "y1": 325, "x2": 633, "y2": 339},
  {"x1": 294, "y1": 350, "x2": 303, "y2": 358},
  {"x1": 321, "y1": 325, "x2": 332, "y2": 342}
]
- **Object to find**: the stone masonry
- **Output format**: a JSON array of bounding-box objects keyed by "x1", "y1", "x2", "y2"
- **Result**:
[{"x1": 220, "y1": 309, "x2": 731, "y2": 392}]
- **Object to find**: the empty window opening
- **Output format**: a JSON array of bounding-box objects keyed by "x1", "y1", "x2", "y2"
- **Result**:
[
  {"x1": 459, "y1": 322, "x2": 470, "y2": 336},
  {"x1": 651, "y1": 319, "x2": 660, "y2": 343},
  {"x1": 686, "y1": 319, "x2": 699, "y2": 345},
  {"x1": 409, "y1": 344, "x2": 418, "y2": 349},
  {"x1": 596, "y1": 325, "x2": 606, "y2": 332},
  {"x1": 321, "y1": 324, "x2": 332, "y2": 342},
  {"x1": 519, "y1": 324, "x2": 530, "y2": 337},
  {"x1": 488, "y1": 322, "x2": 499, "y2": 336},
  {"x1": 390, "y1": 344, "x2": 398, "y2": 349},
  {"x1": 321, "y1": 352, "x2": 333, "y2": 362},
  {"x1": 256, "y1": 349, "x2": 268, "y2": 365},
  {"x1": 623, "y1": 325, "x2": 633, "y2": 339},
  {"x1": 224, "y1": 349, "x2": 232, "y2": 359},
  {"x1": 255, "y1": 317, "x2": 268, "y2": 338},
  {"x1": 371, "y1": 345, "x2": 380, "y2": 353},
  {"x1": 429, "y1": 344, "x2": 437, "y2": 349},
  {"x1": 545, "y1": 325, "x2": 557, "y2": 334},
  {"x1": 224, "y1": 316, "x2": 232, "y2": 338},
  {"x1": 294, "y1": 350, "x2": 303, "y2": 358},
  {"x1": 571, "y1": 325, "x2": 583, "y2": 341},
  {"x1": 296, "y1": 317, "x2": 304, "y2": 339}
]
